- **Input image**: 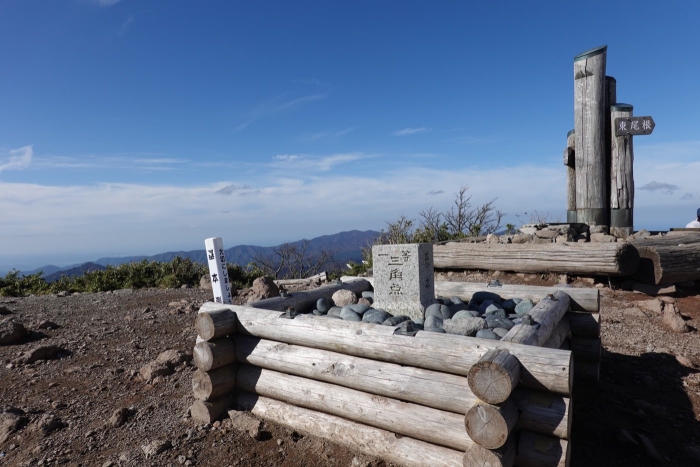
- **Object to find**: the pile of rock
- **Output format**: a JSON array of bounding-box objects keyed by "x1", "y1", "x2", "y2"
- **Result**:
[
  {"x1": 309, "y1": 289, "x2": 540, "y2": 342},
  {"x1": 489, "y1": 223, "x2": 619, "y2": 245}
]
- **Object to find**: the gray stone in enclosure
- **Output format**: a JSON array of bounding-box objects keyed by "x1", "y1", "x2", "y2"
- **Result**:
[
  {"x1": 467, "y1": 301, "x2": 481, "y2": 312},
  {"x1": 502, "y1": 298, "x2": 522, "y2": 312},
  {"x1": 472, "y1": 291, "x2": 502, "y2": 304},
  {"x1": 484, "y1": 316, "x2": 512, "y2": 330},
  {"x1": 413, "y1": 318, "x2": 425, "y2": 325},
  {"x1": 328, "y1": 306, "x2": 342, "y2": 317},
  {"x1": 483, "y1": 304, "x2": 501, "y2": 315},
  {"x1": 493, "y1": 327, "x2": 509, "y2": 338},
  {"x1": 442, "y1": 317, "x2": 487, "y2": 336},
  {"x1": 449, "y1": 302, "x2": 468, "y2": 314},
  {"x1": 426, "y1": 303, "x2": 452, "y2": 320},
  {"x1": 476, "y1": 329, "x2": 500, "y2": 340},
  {"x1": 515, "y1": 299, "x2": 535, "y2": 316},
  {"x1": 512, "y1": 318, "x2": 522, "y2": 325},
  {"x1": 361, "y1": 291, "x2": 374, "y2": 299},
  {"x1": 0, "y1": 318, "x2": 27, "y2": 346},
  {"x1": 450, "y1": 296, "x2": 464, "y2": 305},
  {"x1": 348, "y1": 303, "x2": 371, "y2": 315},
  {"x1": 340, "y1": 307, "x2": 362, "y2": 322},
  {"x1": 492, "y1": 309, "x2": 507, "y2": 319},
  {"x1": 318, "y1": 314, "x2": 342, "y2": 319},
  {"x1": 332, "y1": 289, "x2": 358, "y2": 307},
  {"x1": 363, "y1": 309, "x2": 391, "y2": 324},
  {"x1": 424, "y1": 315, "x2": 444, "y2": 332},
  {"x1": 382, "y1": 315, "x2": 411, "y2": 326},
  {"x1": 435, "y1": 297, "x2": 447, "y2": 304},
  {"x1": 452, "y1": 310, "x2": 478, "y2": 320},
  {"x1": 312, "y1": 309, "x2": 326, "y2": 316},
  {"x1": 316, "y1": 298, "x2": 331, "y2": 313},
  {"x1": 479, "y1": 300, "x2": 498, "y2": 315}
]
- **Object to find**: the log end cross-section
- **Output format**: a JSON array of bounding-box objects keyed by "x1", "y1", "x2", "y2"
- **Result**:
[{"x1": 467, "y1": 349, "x2": 522, "y2": 404}]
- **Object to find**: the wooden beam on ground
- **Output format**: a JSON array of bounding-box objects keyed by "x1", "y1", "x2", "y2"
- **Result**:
[
  {"x1": 464, "y1": 399, "x2": 518, "y2": 450},
  {"x1": 433, "y1": 242, "x2": 639, "y2": 276},
  {"x1": 512, "y1": 388, "x2": 571, "y2": 440},
  {"x1": 249, "y1": 279, "x2": 371, "y2": 313},
  {"x1": 236, "y1": 365, "x2": 472, "y2": 451},
  {"x1": 234, "y1": 392, "x2": 464, "y2": 467},
  {"x1": 467, "y1": 349, "x2": 521, "y2": 404},
  {"x1": 629, "y1": 233, "x2": 700, "y2": 284},
  {"x1": 199, "y1": 302, "x2": 573, "y2": 395},
  {"x1": 193, "y1": 338, "x2": 236, "y2": 371},
  {"x1": 501, "y1": 291, "x2": 571, "y2": 347},
  {"x1": 464, "y1": 436, "x2": 516, "y2": 467},
  {"x1": 192, "y1": 366, "x2": 237, "y2": 401}
]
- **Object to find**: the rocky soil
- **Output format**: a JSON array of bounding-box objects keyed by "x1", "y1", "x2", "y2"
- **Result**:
[{"x1": 1, "y1": 273, "x2": 699, "y2": 467}]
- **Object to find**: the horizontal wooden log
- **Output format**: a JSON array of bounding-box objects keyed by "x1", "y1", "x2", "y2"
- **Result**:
[
  {"x1": 516, "y1": 430, "x2": 570, "y2": 467},
  {"x1": 571, "y1": 336, "x2": 602, "y2": 362},
  {"x1": 464, "y1": 399, "x2": 518, "y2": 450},
  {"x1": 629, "y1": 234, "x2": 700, "y2": 284},
  {"x1": 249, "y1": 279, "x2": 371, "y2": 313},
  {"x1": 567, "y1": 312, "x2": 600, "y2": 338},
  {"x1": 467, "y1": 349, "x2": 521, "y2": 404},
  {"x1": 236, "y1": 365, "x2": 472, "y2": 451},
  {"x1": 234, "y1": 335, "x2": 472, "y2": 414},
  {"x1": 512, "y1": 388, "x2": 571, "y2": 439},
  {"x1": 200, "y1": 302, "x2": 573, "y2": 395},
  {"x1": 193, "y1": 338, "x2": 236, "y2": 371},
  {"x1": 463, "y1": 435, "x2": 516, "y2": 467},
  {"x1": 234, "y1": 392, "x2": 464, "y2": 467},
  {"x1": 274, "y1": 271, "x2": 327, "y2": 286},
  {"x1": 433, "y1": 242, "x2": 640, "y2": 276},
  {"x1": 433, "y1": 281, "x2": 599, "y2": 313},
  {"x1": 196, "y1": 308, "x2": 237, "y2": 341},
  {"x1": 192, "y1": 366, "x2": 237, "y2": 401},
  {"x1": 190, "y1": 397, "x2": 230, "y2": 424},
  {"x1": 501, "y1": 291, "x2": 571, "y2": 347}
]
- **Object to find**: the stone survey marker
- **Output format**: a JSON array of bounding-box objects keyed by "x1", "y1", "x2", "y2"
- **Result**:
[{"x1": 372, "y1": 243, "x2": 435, "y2": 321}]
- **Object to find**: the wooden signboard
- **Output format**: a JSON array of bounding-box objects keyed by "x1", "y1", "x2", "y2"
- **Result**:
[{"x1": 614, "y1": 116, "x2": 655, "y2": 136}]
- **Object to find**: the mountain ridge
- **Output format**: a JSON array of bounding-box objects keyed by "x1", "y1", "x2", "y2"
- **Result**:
[{"x1": 23, "y1": 230, "x2": 379, "y2": 280}]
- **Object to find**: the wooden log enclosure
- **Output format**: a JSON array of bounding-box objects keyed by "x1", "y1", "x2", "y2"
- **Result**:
[
  {"x1": 198, "y1": 303, "x2": 573, "y2": 395},
  {"x1": 249, "y1": 278, "x2": 371, "y2": 312},
  {"x1": 467, "y1": 349, "x2": 521, "y2": 404},
  {"x1": 433, "y1": 242, "x2": 640, "y2": 276},
  {"x1": 574, "y1": 45, "x2": 608, "y2": 226},
  {"x1": 629, "y1": 233, "x2": 700, "y2": 284},
  {"x1": 501, "y1": 291, "x2": 571, "y2": 347}
]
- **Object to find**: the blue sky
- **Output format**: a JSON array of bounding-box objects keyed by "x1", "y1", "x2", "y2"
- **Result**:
[{"x1": 1, "y1": 1, "x2": 699, "y2": 271}]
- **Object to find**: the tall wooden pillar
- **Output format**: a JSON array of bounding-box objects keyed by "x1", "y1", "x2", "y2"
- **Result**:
[
  {"x1": 610, "y1": 103, "x2": 634, "y2": 238},
  {"x1": 604, "y1": 76, "x2": 617, "y2": 227},
  {"x1": 564, "y1": 130, "x2": 576, "y2": 223},
  {"x1": 573, "y1": 46, "x2": 608, "y2": 226}
]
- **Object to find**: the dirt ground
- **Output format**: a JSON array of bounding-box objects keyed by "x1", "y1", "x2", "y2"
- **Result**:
[{"x1": 1, "y1": 272, "x2": 699, "y2": 467}]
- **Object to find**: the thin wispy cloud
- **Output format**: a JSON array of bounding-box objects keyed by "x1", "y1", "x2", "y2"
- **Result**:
[
  {"x1": 216, "y1": 184, "x2": 260, "y2": 196},
  {"x1": 33, "y1": 155, "x2": 187, "y2": 172},
  {"x1": 427, "y1": 190, "x2": 443, "y2": 195},
  {"x1": 301, "y1": 127, "x2": 356, "y2": 141},
  {"x1": 269, "y1": 153, "x2": 366, "y2": 172},
  {"x1": 394, "y1": 127, "x2": 431, "y2": 136},
  {"x1": 95, "y1": 0, "x2": 120, "y2": 6},
  {"x1": 681, "y1": 193, "x2": 696, "y2": 200},
  {"x1": 0, "y1": 145, "x2": 33, "y2": 175},
  {"x1": 234, "y1": 93, "x2": 328, "y2": 132},
  {"x1": 638, "y1": 181, "x2": 680, "y2": 194},
  {"x1": 118, "y1": 15, "x2": 134, "y2": 35}
]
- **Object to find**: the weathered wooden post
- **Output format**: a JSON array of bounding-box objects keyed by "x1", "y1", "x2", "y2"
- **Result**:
[
  {"x1": 573, "y1": 45, "x2": 608, "y2": 226},
  {"x1": 564, "y1": 130, "x2": 576, "y2": 223},
  {"x1": 609, "y1": 107, "x2": 655, "y2": 237},
  {"x1": 605, "y1": 76, "x2": 617, "y2": 222}
]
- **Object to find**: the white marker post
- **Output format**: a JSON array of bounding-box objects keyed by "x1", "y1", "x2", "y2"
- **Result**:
[{"x1": 204, "y1": 237, "x2": 233, "y2": 305}]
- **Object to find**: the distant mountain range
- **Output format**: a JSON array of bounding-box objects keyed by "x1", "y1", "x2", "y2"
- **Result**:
[{"x1": 25, "y1": 230, "x2": 380, "y2": 281}]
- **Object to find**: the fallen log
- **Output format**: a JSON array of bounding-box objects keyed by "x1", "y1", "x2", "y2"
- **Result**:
[
  {"x1": 234, "y1": 392, "x2": 464, "y2": 467},
  {"x1": 200, "y1": 303, "x2": 573, "y2": 395},
  {"x1": 467, "y1": 349, "x2": 521, "y2": 404},
  {"x1": 236, "y1": 365, "x2": 472, "y2": 451},
  {"x1": 464, "y1": 399, "x2": 518, "y2": 450},
  {"x1": 629, "y1": 234, "x2": 700, "y2": 284},
  {"x1": 249, "y1": 279, "x2": 371, "y2": 313},
  {"x1": 433, "y1": 242, "x2": 639, "y2": 276},
  {"x1": 235, "y1": 335, "x2": 472, "y2": 414},
  {"x1": 501, "y1": 291, "x2": 571, "y2": 347}
]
